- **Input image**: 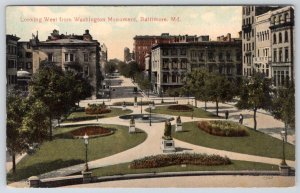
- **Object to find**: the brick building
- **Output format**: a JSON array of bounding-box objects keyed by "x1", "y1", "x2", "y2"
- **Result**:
[{"x1": 6, "y1": 34, "x2": 19, "y2": 90}]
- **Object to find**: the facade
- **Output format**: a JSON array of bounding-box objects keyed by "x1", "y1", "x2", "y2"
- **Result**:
[
  {"x1": 6, "y1": 34, "x2": 20, "y2": 90},
  {"x1": 124, "y1": 47, "x2": 135, "y2": 63},
  {"x1": 30, "y1": 29, "x2": 102, "y2": 98},
  {"x1": 253, "y1": 11, "x2": 272, "y2": 78},
  {"x1": 133, "y1": 33, "x2": 199, "y2": 70},
  {"x1": 17, "y1": 41, "x2": 33, "y2": 74},
  {"x1": 151, "y1": 36, "x2": 242, "y2": 93},
  {"x1": 270, "y1": 6, "x2": 294, "y2": 87},
  {"x1": 242, "y1": 6, "x2": 294, "y2": 87},
  {"x1": 100, "y1": 43, "x2": 108, "y2": 77}
]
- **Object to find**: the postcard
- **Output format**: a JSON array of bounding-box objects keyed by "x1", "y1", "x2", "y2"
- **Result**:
[{"x1": 5, "y1": 5, "x2": 295, "y2": 188}]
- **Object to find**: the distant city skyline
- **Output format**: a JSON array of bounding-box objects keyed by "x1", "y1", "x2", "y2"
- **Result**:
[{"x1": 6, "y1": 6, "x2": 242, "y2": 60}]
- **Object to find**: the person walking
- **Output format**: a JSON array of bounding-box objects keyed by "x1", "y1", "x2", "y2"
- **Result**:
[{"x1": 239, "y1": 114, "x2": 243, "y2": 124}]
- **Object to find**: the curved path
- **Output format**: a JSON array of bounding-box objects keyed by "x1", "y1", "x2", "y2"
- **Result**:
[{"x1": 38, "y1": 104, "x2": 295, "y2": 179}]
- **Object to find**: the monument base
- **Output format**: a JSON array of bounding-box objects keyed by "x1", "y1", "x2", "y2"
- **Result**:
[
  {"x1": 175, "y1": 124, "x2": 182, "y2": 132},
  {"x1": 129, "y1": 125, "x2": 136, "y2": 133},
  {"x1": 161, "y1": 139, "x2": 176, "y2": 153}
]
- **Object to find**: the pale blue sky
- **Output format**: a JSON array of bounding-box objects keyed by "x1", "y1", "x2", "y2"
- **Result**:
[{"x1": 6, "y1": 6, "x2": 242, "y2": 59}]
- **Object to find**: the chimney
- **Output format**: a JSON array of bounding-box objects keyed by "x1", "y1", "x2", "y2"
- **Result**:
[
  {"x1": 227, "y1": 33, "x2": 231, "y2": 41},
  {"x1": 85, "y1": 29, "x2": 89, "y2": 34}
]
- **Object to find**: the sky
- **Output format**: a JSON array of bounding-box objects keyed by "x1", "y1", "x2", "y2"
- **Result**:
[{"x1": 6, "y1": 6, "x2": 242, "y2": 60}]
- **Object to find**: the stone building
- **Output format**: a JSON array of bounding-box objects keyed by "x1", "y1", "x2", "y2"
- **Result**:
[
  {"x1": 270, "y1": 6, "x2": 294, "y2": 87},
  {"x1": 17, "y1": 41, "x2": 33, "y2": 73},
  {"x1": 30, "y1": 29, "x2": 102, "y2": 98},
  {"x1": 151, "y1": 35, "x2": 242, "y2": 93},
  {"x1": 100, "y1": 43, "x2": 108, "y2": 77},
  {"x1": 6, "y1": 34, "x2": 19, "y2": 90},
  {"x1": 133, "y1": 33, "x2": 199, "y2": 70}
]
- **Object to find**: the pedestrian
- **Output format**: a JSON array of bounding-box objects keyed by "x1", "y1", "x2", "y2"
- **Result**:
[
  {"x1": 225, "y1": 110, "x2": 229, "y2": 120},
  {"x1": 239, "y1": 114, "x2": 243, "y2": 124}
]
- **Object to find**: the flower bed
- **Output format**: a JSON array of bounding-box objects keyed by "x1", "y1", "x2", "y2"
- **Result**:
[
  {"x1": 130, "y1": 153, "x2": 231, "y2": 169},
  {"x1": 198, "y1": 121, "x2": 249, "y2": 137},
  {"x1": 85, "y1": 104, "x2": 111, "y2": 114},
  {"x1": 70, "y1": 126, "x2": 114, "y2": 138},
  {"x1": 112, "y1": 101, "x2": 153, "y2": 106},
  {"x1": 167, "y1": 105, "x2": 193, "y2": 112}
]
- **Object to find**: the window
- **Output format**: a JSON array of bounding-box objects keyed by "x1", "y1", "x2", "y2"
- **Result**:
[
  {"x1": 172, "y1": 59, "x2": 178, "y2": 69},
  {"x1": 65, "y1": 53, "x2": 69, "y2": 61},
  {"x1": 279, "y1": 15, "x2": 282, "y2": 23},
  {"x1": 180, "y1": 49, "x2": 186, "y2": 56},
  {"x1": 163, "y1": 59, "x2": 169, "y2": 69},
  {"x1": 26, "y1": 62, "x2": 32, "y2": 69},
  {"x1": 273, "y1": 48, "x2": 277, "y2": 62},
  {"x1": 279, "y1": 33, "x2": 282, "y2": 43},
  {"x1": 26, "y1": 52, "x2": 32, "y2": 58},
  {"x1": 84, "y1": 53, "x2": 89, "y2": 62},
  {"x1": 252, "y1": 42, "x2": 254, "y2": 50},
  {"x1": 266, "y1": 69, "x2": 269, "y2": 77},
  {"x1": 198, "y1": 52, "x2": 204, "y2": 61},
  {"x1": 284, "y1": 47, "x2": 289, "y2": 62},
  {"x1": 258, "y1": 49, "x2": 260, "y2": 57},
  {"x1": 284, "y1": 31, "x2": 288, "y2": 42},
  {"x1": 84, "y1": 66, "x2": 89, "y2": 76},
  {"x1": 27, "y1": 43, "x2": 31, "y2": 49},
  {"x1": 171, "y1": 49, "x2": 177, "y2": 56},
  {"x1": 163, "y1": 74, "x2": 168, "y2": 83},
  {"x1": 163, "y1": 49, "x2": 168, "y2": 56},
  {"x1": 48, "y1": 53, "x2": 53, "y2": 62},
  {"x1": 208, "y1": 52, "x2": 214, "y2": 61},
  {"x1": 226, "y1": 52, "x2": 231, "y2": 61},
  {"x1": 279, "y1": 48, "x2": 283, "y2": 62},
  {"x1": 273, "y1": 34, "x2": 277, "y2": 44},
  {"x1": 70, "y1": 54, "x2": 74, "y2": 62},
  {"x1": 181, "y1": 59, "x2": 187, "y2": 69},
  {"x1": 172, "y1": 74, "x2": 177, "y2": 83},
  {"x1": 273, "y1": 71, "x2": 277, "y2": 86},
  {"x1": 7, "y1": 60, "x2": 15, "y2": 68},
  {"x1": 219, "y1": 52, "x2": 224, "y2": 61}
]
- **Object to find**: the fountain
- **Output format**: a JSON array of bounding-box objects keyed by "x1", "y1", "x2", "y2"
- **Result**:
[{"x1": 119, "y1": 114, "x2": 174, "y2": 123}]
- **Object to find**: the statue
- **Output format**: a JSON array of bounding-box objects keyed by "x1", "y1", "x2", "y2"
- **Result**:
[
  {"x1": 175, "y1": 116, "x2": 183, "y2": 132},
  {"x1": 176, "y1": 116, "x2": 181, "y2": 124},
  {"x1": 130, "y1": 116, "x2": 135, "y2": 125},
  {"x1": 163, "y1": 120, "x2": 172, "y2": 140}
]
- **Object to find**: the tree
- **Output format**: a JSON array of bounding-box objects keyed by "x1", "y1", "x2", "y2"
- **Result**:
[
  {"x1": 236, "y1": 73, "x2": 273, "y2": 130},
  {"x1": 104, "y1": 61, "x2": 117, "y2": 74},
  {"x1": 184, "y1": 69, "x2": 209, "y2": 110},
  {"x1": 118, "y1": 61, "x2": 141, "y2": 79},
  {"x1": 166, "y1": 87, "x2": 180, "y2": 102},
  {"x1": 29, "y1": 66, "x2": 77, "y2": 140},
  {"x1": 205, "y1": 73, "x2": 235, "y2": 116},
  {"x1": 6, "y1": 91, "x2": 28, "y2": 173},
  {"x1": 22, "y1": 99, "x2": 49, "y2": 145},
  {"x1": 271, "y1": 80, "x2": 295, "y2": 141}
]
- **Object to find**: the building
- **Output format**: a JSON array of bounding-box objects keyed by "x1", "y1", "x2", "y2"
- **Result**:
[
  {"x1": 30, "y1": 29, "x2": 102, "y2": 98},
  {"x1": 6, "y1": 34, "x2": 20, "y2": 91},
  {"x1": 100, "y1": 43, "x2": 108, "y2": 77},
  {"x1": 242, "y1": 6, "x2": 294, "y2": 87},
  {"x1": 270, "y1": 6, "x2": 294, "y2": 87},
  {"x1": 124, "y1": 47, "x2": 135, "y2": 63},
  {"x1": 151, "y1": 35, "x2": 242, "y2": 93},
  {"x1": 253, "y1": 11, "x2": 272, "y2": 78},
  {"x1": 242, "y1": 6, "x2": 279, "y2": 77},
  {"x1": 133, "y1": 33, "x2": 199, "y2": 70}
]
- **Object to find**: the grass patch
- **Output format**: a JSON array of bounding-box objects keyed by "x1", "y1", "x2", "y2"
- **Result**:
[
  {"x1": 91, "y1": 160, "x2": 279, "y2": 177},
  {"x1": 63, "y1": 107, "x2": 132, "y2": 123},
  {"x1": 173, "y1": 121, "x2": 295, "y2": 160},
  {"x1": 7, "y1": 124, "x2": 147, "y2": 182},
  {"x1": 145, "y1": 105, "x2": 217, "y2": 118}
]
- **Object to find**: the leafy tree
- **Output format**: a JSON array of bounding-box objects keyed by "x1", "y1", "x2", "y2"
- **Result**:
[
  {"x1": 6, "y1": 91, "x2": 28, "y2": 173},
  {"x1": 184, "y1": 69, "x2": 210, "y2": 110},
  {"x1": 236, "y1": 73, "x2": 273, "y2": 130},
  {"x1": 205, "y1": 73, "x2": 235, "y2": 116},
  {"x1": 271, "y1": 80, "x2": 295, "y2": 141},
  {"x1": 29, "y1": 66, "x2": 77, "y2": 140},
  {"x1": 104, "y1": 61, "x2": 117, "y2": 74},
  {"x1": 119, "y1": 61, "x2": 141, "y2": 79},
  {"x1": 166, "y1": 87, "x2": 180, "y2": 102},
  {"x1": 22, "y1": 99, "x2": 49, "y2": 145}
]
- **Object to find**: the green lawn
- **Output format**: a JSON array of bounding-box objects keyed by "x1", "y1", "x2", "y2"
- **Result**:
[
  {"x1": 144, "y1": 105, "x2": 217, "y2": 118},
  {"x1": 173, "y1": 121, "x2": 295, "y2": 160},
  {"x1": 63, "y1": 108, "x2": 133, "y2": 123},
  {"x1": 91, "y1": 160, "x2": 279, "y2": 177},
  {"x1": 7, "y1": 124, "x2": 147, "y2": 182}
]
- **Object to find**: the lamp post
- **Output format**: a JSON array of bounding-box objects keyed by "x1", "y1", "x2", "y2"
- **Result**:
[
  {"x1": 149, "y1": 102, "x2": 153, "y2": 126},
  {"x1": 161, "y1": 89, "x2": 164, "y2": 103},
  {"x1": 140, "y1": 97, "x2": 143, "y2": 114},
  {"x1": 280, "y1": 130, "x2": 287, "y2": 166},
  {"x1": 83, "y1": 133, "x2": 89, "y2": 171}
]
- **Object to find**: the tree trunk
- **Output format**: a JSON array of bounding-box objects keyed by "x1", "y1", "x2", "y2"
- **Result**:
[
  {"x1": 253, "y1": 108, "x2": 257, "y2": 130},
  {"x1": 12, "y1": 153, "x2": 16, "y2": 173},
  {"x1": 216, "y1": 100, "x2": 219, "y2": 116},
  {"x1": 284, "y1": 121, "x2": 288, "y2": 142},
  {"x1": 49, "y1": 115, "x2": 53, "y2": 141}
]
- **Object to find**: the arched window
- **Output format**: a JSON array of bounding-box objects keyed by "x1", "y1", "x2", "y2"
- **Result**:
[
  {"x1": 285, "y1": 31, "x2": 288, "y2": 42},
  {"x1": 279, "y1": 32, "x2": 282, "y2": 43},
  {"x1": 273, "y1": 34, "x2": 277, "y2": 44}
]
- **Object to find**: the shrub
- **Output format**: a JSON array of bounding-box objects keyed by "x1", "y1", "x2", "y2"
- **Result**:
[
  {"x1": 85, "y1": 103, "x2": 111, "y2": 115},
  {"x1": 70, "y1": 126, "x2": 113, "y2": 137},
  {"x1": 130, "y1": 153, "x2": 231, "y2": 169},
  {"x1": 198, "y1": 121, "x2": 249, "y2": 137},
  {"x1": 167, "y1": 105, "x2": 193, "y2": 112}
]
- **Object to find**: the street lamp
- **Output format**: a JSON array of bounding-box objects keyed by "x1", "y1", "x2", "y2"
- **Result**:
[
  {"x1": 140, "y1": 97, "x2": 143, "y2": 114},
  {"x1": 280, "y1": 130, "x2": 287, "y2": 166},
  {"x1": 83, "y1": 133, "x2": 89, "y2": 171},
  {"x1": 161, "y1": 89, "x2": 164, "y2": 103},
  {"x1": 149, "y1": 102, "x2": 153, "y2": 126}
]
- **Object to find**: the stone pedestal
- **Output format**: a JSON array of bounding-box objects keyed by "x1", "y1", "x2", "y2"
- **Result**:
[
  {"x1": 161, "y1": 139, "x2": 176, "y2": 153},
  {"x1": 122, "y1": 106, "x2": 127, "y2": 110},
  {"x1": 175, "y1": 123, "x2": 182, "y2": 132},
  {"x1": 279, "y1": 164, "x2": 291, "y2": 176},
  {"x1": 28, "y1": 176, "x2": 40, "y2": 188},
  {"x1": 82, "y1": 171, "x2": 92, "y2": 183},
  {"x1": 129, "y1": 124, "x2": 136, "y2": 133},
  {"x1": 134, "y1": 102, "x2": 137, "y2": 107}
]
